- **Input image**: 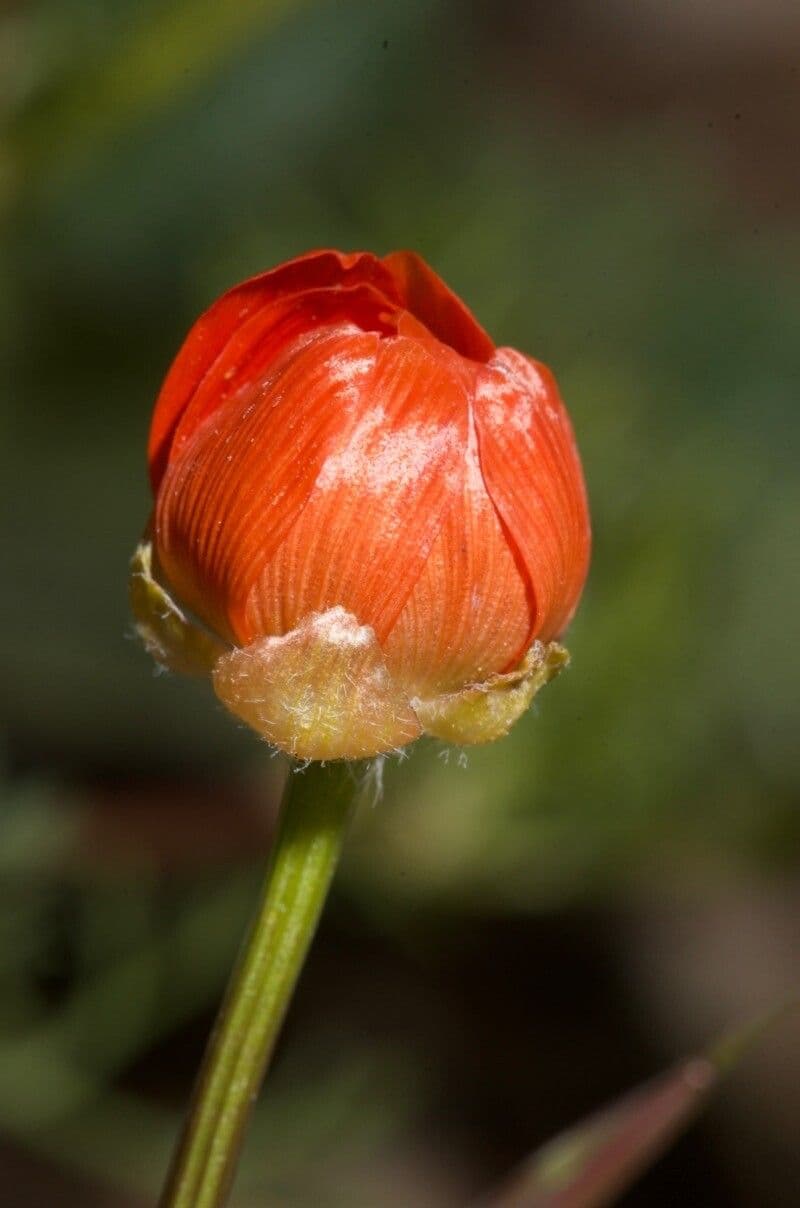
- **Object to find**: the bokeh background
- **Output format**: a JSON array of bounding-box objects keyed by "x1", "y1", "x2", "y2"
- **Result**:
[{"x1": 2, "y1": 0, "x2": 799, "y2": 1204}]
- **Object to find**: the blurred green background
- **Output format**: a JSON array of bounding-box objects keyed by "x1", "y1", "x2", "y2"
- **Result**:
[{"x1": 2, "y1": 1, "x2": 799, "y2": 1204}]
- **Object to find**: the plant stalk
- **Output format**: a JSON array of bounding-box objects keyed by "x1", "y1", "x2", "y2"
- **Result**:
[{"x1": 158, "y1": 760, "x2": 358, "y2": 1208}]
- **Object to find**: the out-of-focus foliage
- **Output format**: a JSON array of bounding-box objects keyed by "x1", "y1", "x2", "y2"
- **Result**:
[{"x1": 1, "y1": 0, "x2": 799, "y2": 1204}]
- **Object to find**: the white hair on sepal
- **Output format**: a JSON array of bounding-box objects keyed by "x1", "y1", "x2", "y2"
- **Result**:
[
  {"x1": 355, "y1": 755, "x2": 386, "y2": 809},
  {"x1": 436, "y1": 744, "x2": 469, "y2": 768}
]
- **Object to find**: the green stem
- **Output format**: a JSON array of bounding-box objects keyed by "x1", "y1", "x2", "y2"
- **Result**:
[{"x1": 158, "y1": 760, "x2": 358, "y2": 1208}]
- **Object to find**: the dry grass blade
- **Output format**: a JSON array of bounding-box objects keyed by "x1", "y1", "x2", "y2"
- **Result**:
[{"x1": 479, "y1": 1000, "x2": 798, "y2": 1208}]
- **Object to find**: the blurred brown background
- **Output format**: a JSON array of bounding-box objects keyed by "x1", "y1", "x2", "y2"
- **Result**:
[{"x1": 1, "y1": 0, "x2": 799, "y2": 1204}]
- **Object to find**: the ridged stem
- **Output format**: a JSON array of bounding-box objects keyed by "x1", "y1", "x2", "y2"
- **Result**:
[{"x1": 158, "y1": 760, "x2": 358, "y2": 1208}]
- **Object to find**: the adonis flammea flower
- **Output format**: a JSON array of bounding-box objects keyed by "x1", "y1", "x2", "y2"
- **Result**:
[{"x1": 130, "y1": 249, "x2": 590, "y2": 759}]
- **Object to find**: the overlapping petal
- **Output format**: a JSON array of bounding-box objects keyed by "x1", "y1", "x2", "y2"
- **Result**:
[
  {"x1": 149, "y1": 248, "x2": 496, "y2": 490},
  {"x1": 148, "y1": 250, "x2": 405, "y2": 489},
  {"x1": 473, "y1": 349, "x2": 590, "y2": 641},
  {"x1": 154, "y1": 325, "x2": 387, "y2": 643},
  {"x1": 383, "y1": 419, "x2": 532, "y2": 698},
  {"x1": 382, "y1": 251, "x2": 494, "y2": 363}
]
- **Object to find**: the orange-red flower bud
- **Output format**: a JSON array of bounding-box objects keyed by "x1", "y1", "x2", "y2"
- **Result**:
[{"x1": 131, "y1": 250, "x2": 590, "y2": 759}]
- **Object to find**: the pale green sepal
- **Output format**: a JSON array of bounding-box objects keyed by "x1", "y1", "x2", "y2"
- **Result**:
[
  {"x1": 414, "y1": 640, "x2": 569, "y2": 746},
  {"x1": 129, "y1": 539, "x2": 226, "y2": 676}
]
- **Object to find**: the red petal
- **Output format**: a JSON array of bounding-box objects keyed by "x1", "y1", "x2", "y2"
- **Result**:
[
  {"x1": 383, "y1": 250, "x2": 495, "y2": 363},
  {"x1": 161, "y1": 285, "x2": 405, "y2": 483},
  {"x1": 384, "y1": 423, "x2": 532, "y2": 697},
  {"x1": 154, "y1": 326, "x2": 385, "y2": 643},
  {"x1": 473, "y1": 349, "x2": 590, "y2": 641},
  {"x1": 244, "y1": 336, "x2": 469, "y2": 645},
  {"x1": 148, "y1": 250, "x2": 403, "y2": 490}
]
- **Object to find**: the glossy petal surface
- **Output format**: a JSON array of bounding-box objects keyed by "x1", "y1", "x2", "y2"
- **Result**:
[{"x1": 155, "y1": 325, "x2": 385, "y2": 643}]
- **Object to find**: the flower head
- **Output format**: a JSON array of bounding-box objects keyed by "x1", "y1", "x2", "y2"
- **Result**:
[{"x1": 131, "y1": 250, "x2": 590, "y2": 759}]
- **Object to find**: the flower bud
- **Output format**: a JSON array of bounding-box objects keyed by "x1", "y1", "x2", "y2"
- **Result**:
[{"x1": 131, "y1": 250, "x2": 590, "y2": 760}]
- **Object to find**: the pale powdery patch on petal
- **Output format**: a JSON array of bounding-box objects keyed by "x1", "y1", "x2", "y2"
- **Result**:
[
  {"x1": 473, "y1": 351, "x2": 546, "y2": 433},
  {"x1": 317, "y1": 406, "x2": 462, "y2": 499},
  {"x1": 318, "y1": 348, "x2": 376, "y2": 400},
  {"x1": 494, "y1": 348, "x2": 546, "y2": 393},
  {"x1": 493, "y1": 347, "x2": 564, "y2": 423}
]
